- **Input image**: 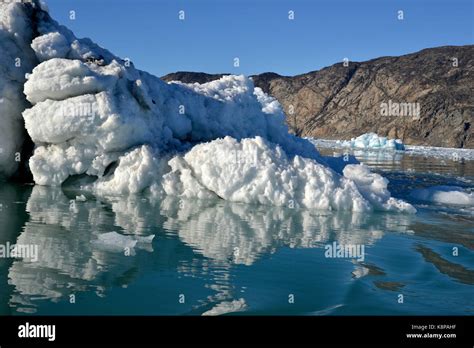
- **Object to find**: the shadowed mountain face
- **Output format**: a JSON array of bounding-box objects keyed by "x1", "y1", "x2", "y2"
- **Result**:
[{"x1": 162, "y1": 46, "x2": 474, "y2": 148}]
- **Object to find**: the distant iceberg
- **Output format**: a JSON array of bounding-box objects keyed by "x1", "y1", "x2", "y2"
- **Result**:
[
  {"x1": 339, "y1": 133, "x2": 405, "y2": 151},
  {"x1": 0, "y1": 1, "x2": 415, "y2": 214}
]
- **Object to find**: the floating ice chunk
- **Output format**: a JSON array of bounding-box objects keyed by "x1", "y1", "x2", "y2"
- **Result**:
[
  {"x1": 92, "y1": 231, "x2": 155, "y2": 252},
  {"x1": 341, "y1": 133, "x2": 405, "y2": 151},
  {"x1": 202, "y1": 298, "x2": 247, "y2": 316},
  {"x1": 410, "y1": 186, "x2": 474, "y2": 206},
  {"x1": 94, "y1": 232, "x2": 138, "y2": 250},
  {"x1": 163, "y1": 136, "x2": 415, "y2": 213}
]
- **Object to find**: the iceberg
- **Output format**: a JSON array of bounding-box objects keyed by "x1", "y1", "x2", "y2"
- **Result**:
[
  {"x1": 0, "y1": 1, "x2": 415, "y2": 213},
  {"x1": 0, "y1": 2, "x2": 38, "y2": 177},
  {"x1": 339, "y1": 133, "x2": 405, "y2": 151}
]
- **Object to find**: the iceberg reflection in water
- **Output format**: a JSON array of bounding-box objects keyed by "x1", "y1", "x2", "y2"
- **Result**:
[{"x1": 1, "y1": 184, "x2": 472, "y2": 315}]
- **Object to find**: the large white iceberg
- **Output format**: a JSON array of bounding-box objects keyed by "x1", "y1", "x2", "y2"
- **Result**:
[{"x1": 0, "y1": 1, "x2": 415, "y2": 214}]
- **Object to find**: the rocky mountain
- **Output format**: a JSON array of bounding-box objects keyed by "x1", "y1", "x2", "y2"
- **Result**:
[{"x1": 162, "y1": 46, "x2": 474, "y2": 148}]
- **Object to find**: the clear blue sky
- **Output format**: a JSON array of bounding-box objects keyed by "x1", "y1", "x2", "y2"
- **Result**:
[{"x1": 45, "y1": 0, "x2": 473, "y2": 77}]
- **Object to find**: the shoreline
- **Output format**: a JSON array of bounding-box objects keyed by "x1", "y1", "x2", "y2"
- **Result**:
[{"x1": 308, "y1": 138, "x2": 474, "y2": 161}]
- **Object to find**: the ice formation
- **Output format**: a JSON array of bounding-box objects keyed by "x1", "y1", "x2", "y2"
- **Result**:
[
  {"x1": 410, "y1": 186, "x2": 474, "y2": 206},
  {"x1": 339, "y1": 133, "x2": 405, "y2": 151},
  {"x1": 0, "y1": 2, "x2": 38, "y2": 177},
  {"x1": 162, "y1": 137, "x2": 416, "y2": 212},
  {"x1": 0, "y1": 1, "x2": 415, "y2": 213},
  {"x1": 92, "y1": 232, "x2": 154, "y2": 253}
]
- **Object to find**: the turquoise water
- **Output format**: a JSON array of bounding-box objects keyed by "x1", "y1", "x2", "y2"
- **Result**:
[{"x1": 0, "y1": 148, "x2": 473, "y2": 315}]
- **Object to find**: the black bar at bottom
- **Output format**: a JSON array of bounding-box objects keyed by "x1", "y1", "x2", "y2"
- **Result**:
[{"x1": 0, "y1": 316, "x2": 472, "y2": 346}]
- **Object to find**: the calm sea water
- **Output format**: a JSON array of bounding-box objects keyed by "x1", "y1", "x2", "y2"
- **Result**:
[{"x1": 0, "y1": 148, "x2": 473, "y2": 315}]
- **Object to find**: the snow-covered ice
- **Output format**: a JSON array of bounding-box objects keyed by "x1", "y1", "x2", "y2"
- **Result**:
[
  {"x1": 92, "y1": 231, "x2": 155, "y2": 253},
  {"x1": 23, "y1": 32, "x2": 413, "y2": 213},
  {"x1": 163, "y1": 136, "x2": 416, "y2": 213},
  {"x1": 92, "y1": 232, "x2": 137, "y2": 251}
]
